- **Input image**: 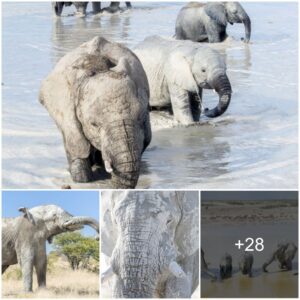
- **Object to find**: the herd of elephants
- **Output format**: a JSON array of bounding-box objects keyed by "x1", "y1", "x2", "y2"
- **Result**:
[{"x1": 2, "y1": 1, "x2": 298, "y2": 299}]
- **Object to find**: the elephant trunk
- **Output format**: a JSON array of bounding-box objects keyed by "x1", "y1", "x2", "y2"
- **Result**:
[
  {"x1": 63, "y1": 216, "x2": 99, "y2": 234},
  {"x1": 205, "y1": 74, "x2": 232, "y2": 118},
  {"x1": 243, "y1": 14, "x2": 251, "y2": 43},
  {"x1": 106, "y1": 121, "x2": 142, "y2": 189}
]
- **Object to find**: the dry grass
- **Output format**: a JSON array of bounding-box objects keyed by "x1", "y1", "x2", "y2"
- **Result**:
[{"x1": 2, "y1": 258, "x2": 99, "y2": 298}]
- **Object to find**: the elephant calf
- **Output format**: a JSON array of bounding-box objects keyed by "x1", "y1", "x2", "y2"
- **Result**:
[
  {"x1": 2, "y1": 205, "x2": 99, "y2": 292},
  {"x1": 39, "y1": 37, "x2": 151, "y2": 188},
  {"x1": 134, "y1": 36, "x2": 232, "y2": 125},
  {"x1": 175, "y1": 2, "x2": 251, "y2": 43},
  {"x1": 220, "y1": 253, "x2": 232, "y2": 279},
  {"x1": 263, "y1": 241, "x2": 297, "y2": 272},
  {"x1": 239, "y1": 253, "x2": 253, "y2": 277}
]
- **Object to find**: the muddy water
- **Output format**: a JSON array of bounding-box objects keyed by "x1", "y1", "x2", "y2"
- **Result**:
[
  {"x1": 2, "y1": 2, "x2": 298, "y2": 188},
  {"x1": 201, "y1": 222, "x2": 298, "y2": 297}
]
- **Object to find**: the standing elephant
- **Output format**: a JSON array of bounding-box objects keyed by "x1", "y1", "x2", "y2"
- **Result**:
[
  {"x1": 219, "y1": 253, "x2": 232, "y2": 279},
  {"x1": 201, "y1": 248, "x2": 217, "y2": 280},
  {"x1": 134, "y1": 36, "x2": 232, "y2": 124},
  {"x1": 101, "y1": 191, "x2": 199, "y2": 298},
  {"x1": 175, "y1": 2, "x2": 251, "y2": 43},
  {"x1": 2, "y1": 205, "x2": 99, "y2": 292},
  {"x1": 263, "y1": 241, "x2": 297, "y2": 272},
  {"x1": 52, "y1": 2, "x2": 132, "y2": 17},
  {"x1": 39, "y1": 37, "x2": 151, "y2": 188},
  {"x1": 239, "y1": 253, "x2": 253, "y2": 277}
]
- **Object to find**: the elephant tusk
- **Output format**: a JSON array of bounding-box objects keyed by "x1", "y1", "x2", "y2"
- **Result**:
[
  {"x1": 168, "y1": 261, "x2": 186, "y2": 278},
  {"x1": 104, "y1": 160, "x2": 113, "y2": 173},
  {"x1": 101, "y1": 266, "x2": 114, "y2": 284}
]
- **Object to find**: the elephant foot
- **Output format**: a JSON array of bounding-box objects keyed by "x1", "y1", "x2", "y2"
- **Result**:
[{"x1": 70, "y1": 159, "x2": 93, "y2": 183}]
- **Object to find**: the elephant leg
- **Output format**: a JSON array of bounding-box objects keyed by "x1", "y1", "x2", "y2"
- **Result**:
[
  {"x1": 189, "y1": 88, "x2": 202, "y2": 121},
  {"x1": 18, "y1": 251, "x2": 34, "y2": 292},
  {"x1": 2, "y1": 265, "x2": 9, "y2": 274},
  {"x1": 206, "y1": 23, "x2": 224, "y2": 43},
  {"x1": 125, "y1": 2, "x2": 132, "y2": 8},
  {"x1": 169, "y1": 85, "x2": 194, "y2": 124},
  {"x1": 92, "y1": 2, "x2": 101, "y2": 13},
  {"x1": 35, "y1": 249, "x2": 47, "y2": 288}
]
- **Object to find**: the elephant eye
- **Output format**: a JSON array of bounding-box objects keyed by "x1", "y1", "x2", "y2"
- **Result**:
[
  {"x1": 166, "y1": 219, "x2": 172, "y2": 225},
  {"x1": 201, "y1": 68, "x2": 206, "y2": 73}
]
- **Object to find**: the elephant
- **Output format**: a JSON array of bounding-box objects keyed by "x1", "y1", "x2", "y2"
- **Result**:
[
  {"x1": 219, "y1": 253, "x2": 232, "y2": 279},
  {"x1": 101, "y1": 191, "x2": 199, "y2": 298},
  {"x1": 2, "y1": 205, "x2": 99, "y2": 292},
  {"x1": 262, "y1": 241, "x2": 297, "y2": 272},
  {"x1": 134, "y1": 36, "x2": 232, "y2": 124},
  {"x1": 201, "y1": 248, "x2": 217, "y2": 281},
  {"x1": 239, "y1": 253, "x2": 253, "y2": 277},
  {"x1": 175, "y1": 2, "x2": 251, "y2": 43},
  {"x1": 39, "y1": 36, "x2": 151, "y2": 188},
  {"x1": 52, "y1": 2, "x2": 132, "y2": 17}
]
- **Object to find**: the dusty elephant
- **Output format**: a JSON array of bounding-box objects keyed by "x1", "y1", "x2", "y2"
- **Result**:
[
  {"x1": 2, "y1": 205, "x2": 99, "y2": 292},
  {"x1": 201, "y1": 248, "x2": 217, "y2": 281},
  {"x1": 134, "y1": 36, "x2": 232, "y2": 124},
  {"x1": 263, "y1": 241, "x2": 297, "y2": 272},
  {"x1": 39, "y1": 37, "x2": 151, "y2": 188},
  {"x1": 219, "y1": 253, "x2": 232, "y2": 279},
  {"x1": 239, "y1": 253, "x2": 253, "y2": 277},
  {"x1": 175, "y1": 2, "x2": 251, "y2": 43},
  {"x1": 101, "y1": 191, "x2": 199, "y2": 298},
  {"x1": 52, "y1": 2, "x2": 132, "y2": 17}
]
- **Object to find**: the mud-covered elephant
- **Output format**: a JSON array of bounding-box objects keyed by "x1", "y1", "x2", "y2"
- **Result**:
[
  {"x1": 239, "y1": 253, "x2": 253, "y2": 277},
  {"x1": 175, "y1": 2, "x2": 251, "y2": 43},
  {"x1": 39, "y1": 37, "x2": 151, "y2": 188},
  {"x1": 2, "y1": 205, "x2": 99, "y2": 292},
  {"x1": 52, "y1": 2, "x2": 132, "y2": 17},
  {"x1": 101, "y1": 191, "x2": 199, "y2": 298},
  {"x1": 263, "y1": 241, "x2": 297, "y2": 272},
  {"x1": 220, "y1": 253, "x2": 232, "y2": 279},
  {"x1": 134, "y1": 36, "x2": 232, "y2": 124},
  {"x1": 201, "y1": 248, "x2": 217, "y2": 280}
]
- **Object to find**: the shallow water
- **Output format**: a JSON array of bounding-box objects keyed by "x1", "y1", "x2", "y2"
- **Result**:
[
  {"x1": 2, "y1": 2, "x2": 298, "y2": 188},
  {"x1": 201, "y1": 222, "x2": 298, "y2": 297}
]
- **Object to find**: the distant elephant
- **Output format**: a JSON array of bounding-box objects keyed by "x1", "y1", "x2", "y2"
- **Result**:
[
  {"x1": 39, "y1": 37, "x2": 151, "y2": 188},
  {"x1": 101, "y1": 191, "x2": 199, "y2": 298},
  {"x1": 263, "y1": 241, "x2": 297, "y2": 272},
  {"x1": 52, "y1": 2, "x2": 132, "y2": 17},
  {"x1": 201, "y1": 248, "x2": 217, "y2": 280},
  {"x1": 2, "y1": 205, "x2": 99, "y2": 292},
  {"x1": 239, "y1": 253, "x2": 253, "y2": 277},
  {"x1": 220, "y1": 253, "x2": 232, "y2": 279},
  {"x1": 134, "y1": 36, "x2": 232, "y2": 124},
  {"x1": 175, "y1": 2, "x2": 251, "y2": 43}
]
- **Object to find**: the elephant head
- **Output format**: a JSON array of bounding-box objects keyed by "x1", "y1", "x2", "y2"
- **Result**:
[
  {"x1": 205, "y1": 2, "x2": 251, "y2": 43},
  {"x1": 18, "y1": 205, "x2": 99, "y2": 242},
  {"x1": 166, "y1": 46, "x2": 232, "y2": 118},
  {"x1": 101, "y1": 191, "x2": 199, "y2": 298}
]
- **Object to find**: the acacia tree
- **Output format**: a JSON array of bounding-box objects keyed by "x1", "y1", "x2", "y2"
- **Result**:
[{"x1": 53, "y1": 232, "x2": 99, "y2": 271}]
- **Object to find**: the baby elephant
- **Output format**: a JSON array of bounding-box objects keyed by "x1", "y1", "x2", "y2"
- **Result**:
[
  {"x1": 39, "y1": 37, "x2": 151, "y2": 188},
  {"x1": 220, "y1": 253, "x2": 232, "y2": 279},
  {"x1": 239, "y1": 253, "x2": 253, "y2": 277},
  {"x1": 263, "y1": 241, "x2": 297, "y2": 272}
]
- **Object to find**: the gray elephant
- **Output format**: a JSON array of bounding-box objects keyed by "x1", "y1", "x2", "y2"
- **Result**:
[
  {"x1": 175, "y1": 2, "x2": 251, "y2": 43},
  {"x1": 101, "y1": 191, "x2": 199, "y2": 298},
  {"x1": 52, "y1": 2, "x2": 132, "y2": 17},
  {"x1": 2, "y1": 205, "x2": 99, "y2": 292},
  {"x1": 239, "y1": 253, "x2": 253, "y2": 277},
  {"x1": 263, "y1": 241, "x2": 297, "y2": 272},
  {"x1": 134, "y1": 36, "x2": 232, "y2": 124},
  {"x1": 201, "y1": 248, "x2": 217, "y2": 281},
  {"x1": 219, "y1": 253, "x2": 232, "y2": 279},
  {"x1": 39, "y1": 37, "x2": 151, "y2": 188}
]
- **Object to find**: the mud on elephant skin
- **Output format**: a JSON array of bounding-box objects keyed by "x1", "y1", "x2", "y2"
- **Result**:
[
  {"x1": 175, "y1": 2, "x2": 251, "y2": 43},
  {"x1": 101, "y1": 191, "x2": 199, "y2": 298},
  {"x1": 39, "y1": 37, "x2": 151, "y2": 188},
  {"x1": 2, "y1": 205, "x2": 99, "y2": 292},
  {"x1": 134, "y1": 36, "x2": 232, "y2": 124}
]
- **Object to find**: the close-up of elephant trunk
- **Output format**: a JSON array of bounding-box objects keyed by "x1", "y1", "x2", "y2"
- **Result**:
[
  {"x1": 204, "y1": 73, "x2": 232, "y2": 118},
  {"x1": 243, "y1": 14, "x2": 251, "y2": 43}
]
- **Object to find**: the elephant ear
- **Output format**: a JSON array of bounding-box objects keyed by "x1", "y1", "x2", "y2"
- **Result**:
[
  {"x1": 165, "y1": 51, "x2": 198, "y2": 93},
  {"x1": 175, "y1": 192, "x2": 199, "y2": 258},
  {"x1": 18, "y1": 207, "x2": 35, "y2": 225},
  {"x1": 101, "y1": 191, "x2": 128, "y2": 257},
  {"x1": 204, "y1": 3, "x2": 228, "y2": 27}
]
